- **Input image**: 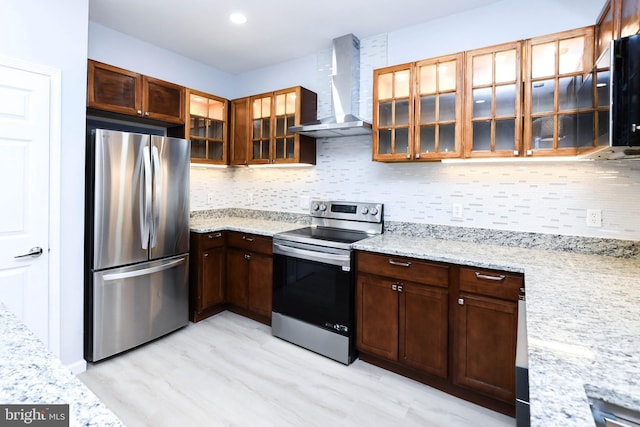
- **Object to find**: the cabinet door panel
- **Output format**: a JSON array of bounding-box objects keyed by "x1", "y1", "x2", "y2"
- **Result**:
[
  {"x1": 356, "y1": 275, "x2": 398, "y2": 360},
  {"x1": 399, "y1": 282, "x2": 448, "y2": 378},
  {"x1": 248, "y1": 252, "x2": 272, "y2": 318},
  {"x1": 143, "y1": 76, "x2": 184, "y2": 124},
  {"x1": 87, "y1": 61, "x2": 141, "y2": 116},
  {"x1": 201, "y1": 247, "x2": 225, "y2": 310},
  {"x1": 226, "y1": 248, "x2": 249, "y2": 309},
  {"x1": 454, "y1": 293, "x2": 517, "y2": 403}
]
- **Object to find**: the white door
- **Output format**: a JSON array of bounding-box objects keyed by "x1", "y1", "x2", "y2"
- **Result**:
[{"x1": 0, "y1": 63, "x2": 51, "y2": 347}]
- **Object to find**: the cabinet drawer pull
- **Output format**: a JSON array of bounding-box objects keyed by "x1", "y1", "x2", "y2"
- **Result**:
[
  {"x1": 475, "y1": 272, "x2": 506, "y2": 282},
  {"x1": 388, "y1": 259, "x2": 411, "y2": 268},
  {"x1": 208, "y1": 232, "x2": 222, "y2": 239},
  {"x1": 242, "y1": 236, "x2": 255, "y2": 242}
]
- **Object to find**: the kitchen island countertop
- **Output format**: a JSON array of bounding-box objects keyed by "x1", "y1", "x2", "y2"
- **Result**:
[{"x1": 0, "y1": 303, "x2": 124, "y2": 427}]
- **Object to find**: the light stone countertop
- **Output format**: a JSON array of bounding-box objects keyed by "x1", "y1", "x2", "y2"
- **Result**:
[
  {"x1": 190, "y1": 216, "x2": 304, "y2": 236},
  {"x1": 191, "y1": 216, "x2": 640, "y2": 426},
  {"x1": 352, "y1": 233, "x2": 640, "y2": 427},
  {"x1": 0, "y1": 303, "x2": 124, "y2": 427}
]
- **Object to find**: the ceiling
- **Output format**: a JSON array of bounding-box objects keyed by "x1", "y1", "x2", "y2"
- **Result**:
[{"x1": 88, "y1": 0, "x2": 503, "y2": 75}]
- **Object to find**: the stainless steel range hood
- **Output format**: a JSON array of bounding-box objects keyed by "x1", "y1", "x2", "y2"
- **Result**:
[{"x1": 289, "y1": 34, "x2": 372, "y2": 138}]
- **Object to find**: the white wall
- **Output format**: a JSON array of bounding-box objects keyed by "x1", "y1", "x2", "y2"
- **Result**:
[
  {"x1": 387, "y1": 0, "x2": 605, "y2": 66},
  {"x1": 88, "y1": 23, "x2": 237, "y2": 99},
  {"x1": 0, "y1": 0, "x2": 89, "y2": 366}
]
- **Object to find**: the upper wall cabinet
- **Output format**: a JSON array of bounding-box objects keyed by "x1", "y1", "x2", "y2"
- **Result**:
[
  {"x1": 523, "y1": 27, "x2": 594, "y2": 157},
  {"x1": 373, "y1": 63, "x2": 414, "y2": 161},
  {"x1": 464, "y1": 42, "x2": 522, "y2": 158},
  {"x1": 230, "y1": 86, "x2": 317, "y2": 166},
  {"x1": 187, "y1": 89, "x2": 228, "y2": 165},
  {"x1": 87, "y1": 60, "x2": 185, "y2": 125},
  {"x1": 373, "y1": 54, "x2": 464, "y2": 161},
  {"x1": 597, "y1": 0, "x2": 640, "y2": 61}
]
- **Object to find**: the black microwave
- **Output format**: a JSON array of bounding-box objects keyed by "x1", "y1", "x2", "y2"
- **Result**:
[{"x1": 581, "y1": 34, "x2": 640, "y2": 159}]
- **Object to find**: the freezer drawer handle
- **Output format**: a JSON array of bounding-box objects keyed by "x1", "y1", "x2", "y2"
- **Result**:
[
  {"x1": 14, "y1": 247, "x2": 43, "y2": 258},
  {"x1": 102, "y1": 258, "x2": 186, "y2": 281}
]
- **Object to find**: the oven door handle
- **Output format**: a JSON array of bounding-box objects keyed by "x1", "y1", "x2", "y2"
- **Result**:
[{"x1": 273, "y1": 242, "x2": 351, "y2": 269}]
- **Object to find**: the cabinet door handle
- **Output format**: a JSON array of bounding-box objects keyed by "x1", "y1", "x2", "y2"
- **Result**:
[
  {"x1": 458, "y1": 298, "x2": 464, "y2": 305},
  {"x1": 145, "y1": 111, "x2": 150, "y2": 116},
  {"x1": 203, "y1": 253, "x2": 209, "y2": 258},
  {"x1": 137, "y1": 110, "x2": 142, "y2": 115},
  {"x1": 244, "y1": 253, "x2": 251, "y2": 260},
  {"x1": 475, "y1": 272, "x2": 506, "y2": 281},
  {"x1": 242, "y1": 236, "x2": 254, "y2": 242},
  {"x1": 391, "y1": 284, "x2": 397, "y2": 291},
  {"x1": 208, "y1": 232, "x2": 222, "y2": 239},
  {"x1": 389, "y1": 259, "x2": 411, "y2": 268},
  {"x1": 397, "y1": 284, "x2": 403, "y2": 292}
]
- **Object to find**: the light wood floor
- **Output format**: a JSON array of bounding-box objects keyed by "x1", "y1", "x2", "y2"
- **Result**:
[{"x1": 78, "y1": 311, "x2": 515, "y2": 427}]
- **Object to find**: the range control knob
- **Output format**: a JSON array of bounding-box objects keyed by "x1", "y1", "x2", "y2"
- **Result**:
[
  {"x1": 311, "y1": 203, "x2": 320, "y2": 211},
  {"x1": 370, "y1": 207, "x2": 379, "y2": 215},
  {"x1": 319, "y1": 204, "x2": 327, "y2": 211},
  {"x1": 361, "y1": 207, "x2": 369, "y2": 215}
]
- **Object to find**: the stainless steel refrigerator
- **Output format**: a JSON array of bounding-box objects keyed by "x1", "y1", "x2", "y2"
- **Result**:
[{"x1": 85, "y1": 128, "x2": 190, "y2": 362}]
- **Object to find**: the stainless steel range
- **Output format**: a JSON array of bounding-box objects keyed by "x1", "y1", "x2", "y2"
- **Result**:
[{"x1": 272, "y1": 200, "x2": 383, "y2": 365}]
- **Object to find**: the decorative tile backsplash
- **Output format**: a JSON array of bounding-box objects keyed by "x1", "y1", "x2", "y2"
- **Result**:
[{"x1": 190, "y1": 33, "x2": 640, "y2": 242}]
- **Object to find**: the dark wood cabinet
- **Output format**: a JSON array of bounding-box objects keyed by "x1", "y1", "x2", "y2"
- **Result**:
[
  {"x1": 356, "y1": 252, "x2": 449, "y2": 379},
  {"x1": 87, "y1": 59, "x2": 185, "y2": 124},
  {"x1": 189, "y1": 231, "x2": 226, "y2": 322},
  {"x1": 356, "y1": 251, "x2": 521, "y2": 416},
  {"x1": 453, "y1": 267, "x2": 522, "y2": 405},
  {"x1": 230, "y1": 86, "x2": 317, "y2": 165},
  {"x1": 230, "y1": 97, "x2": 251, "y2": 166},
  {"x1": 226, "y1": 232, "x2": 273, "y2": 325}
]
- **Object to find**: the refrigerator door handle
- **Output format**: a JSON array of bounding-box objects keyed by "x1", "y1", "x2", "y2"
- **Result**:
[
  {"x1": 150, "y1": 145, "x2": 160, "y2": 248},
  {"x1": 102, "y1": 257, "x2": 186, "y2": 281},
  {"x1": 141, "y1": 148, "x2": 152, "y2": 250}
]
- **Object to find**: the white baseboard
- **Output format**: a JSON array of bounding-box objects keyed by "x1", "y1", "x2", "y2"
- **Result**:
[{"x1": 66, "y1": 359, "x2": 87, "y2": 375}]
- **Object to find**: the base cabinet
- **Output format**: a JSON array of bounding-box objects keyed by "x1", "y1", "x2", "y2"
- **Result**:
[
  {"x1": 226, "y1": 232, "x2": 273, "y2": 325},
  {"x1": 189, "y1": 231, "x2": 226, "y2": 322},
  {"x1": 356, "y1": 251, "x2": 521, "y2": 416},
  {"x1": 356, "y1": 252, "x2": 449, "y2": 378}
]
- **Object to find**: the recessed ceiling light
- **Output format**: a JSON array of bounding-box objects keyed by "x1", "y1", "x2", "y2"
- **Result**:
[{"x1": 230, "y1": 13, "x2": 247, "y2": 24}]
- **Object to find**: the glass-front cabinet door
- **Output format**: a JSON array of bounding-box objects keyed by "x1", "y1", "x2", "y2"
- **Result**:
[
  {"x1": 523, "y1": 27, "x2": 594, "y2": 157},
  {"x1": 251, "y1": 95, "x2": 272, "y2": 164},
  {"x1": 464, "y1": 42, "x2": 522, "y2": 158},
  {"x1": 273, "y1": 89, "x2": 298, "y2": 163},
  {"x1": 373, "y1": 64, "x2": 414, "y2": 161},
  {"x1": 187, "y1": 90, "x2": 228, "y2": 164},
  {"x1": 415, "y1": 53, "x2": 464, "y2": 160}
]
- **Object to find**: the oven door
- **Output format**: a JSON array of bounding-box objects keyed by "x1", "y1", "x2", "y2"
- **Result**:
[{"x1": 272, "y1": 240, "x2": 354, "y2": 336}]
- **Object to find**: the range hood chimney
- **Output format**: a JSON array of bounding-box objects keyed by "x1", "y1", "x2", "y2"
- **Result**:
[{"x1": 289, "y1": 34, "x2": 372, "y2": 138}]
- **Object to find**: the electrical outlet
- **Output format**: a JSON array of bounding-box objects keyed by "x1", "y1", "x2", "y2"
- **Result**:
[
  {"x1": 586, "y1": 209, "x2": 602, "y2": 227},
  {"x1": 452, "y1": 203, "x2": 463, "y2": 219},
  {"x1": 299, "y1": 196, "x2": 310, "y2": 210},
  {"x1": 207, "y1": 193, "x2": 214, "y2": 204},
  {"x1": 247, "y1": 193, "x2": 254, "y2": 204}
]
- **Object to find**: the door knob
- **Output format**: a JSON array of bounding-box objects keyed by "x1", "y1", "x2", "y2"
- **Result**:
[{"x1": 14, "y1": 247, "x2": 43, "y2": 258}]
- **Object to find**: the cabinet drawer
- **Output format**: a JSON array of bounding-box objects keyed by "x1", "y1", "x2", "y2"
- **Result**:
[
  {"x1": 227, "y1": 232, "x2": 272, "y2": 254},
  {"x1": 459, "y1": 267, "x2": 523, "y2": 301},
  {"x1": 357, "y1": 252, "x2": 449, "y2": 288},
  {"x1": 192, "y1": 231, "x2": 225, "y2": 250}
]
